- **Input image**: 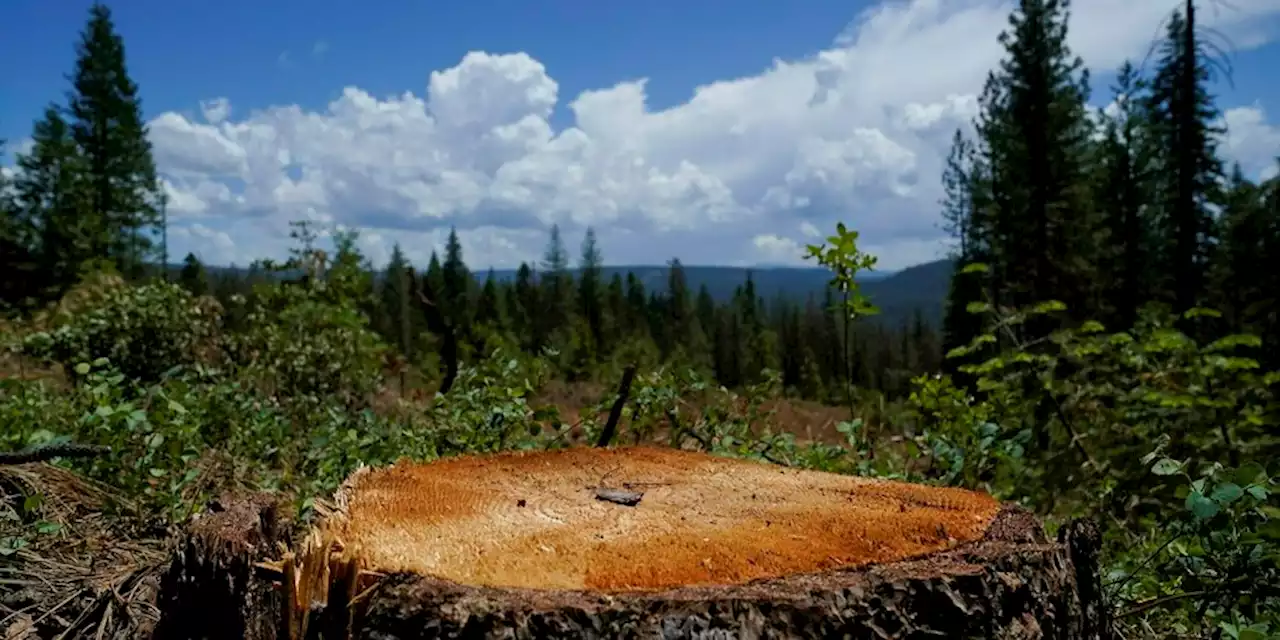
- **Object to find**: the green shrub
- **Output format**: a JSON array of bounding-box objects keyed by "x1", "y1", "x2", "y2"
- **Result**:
[
  {"x1": 225, "y1": 284, "x2": 387, "y2": 408},
  {"x1": 21, "y1": 282, "x2": 219, "y2": 383}
]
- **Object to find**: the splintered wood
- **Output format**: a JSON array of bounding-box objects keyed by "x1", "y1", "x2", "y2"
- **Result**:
[{"x1": 315, "y1": 447, "x2": 1003, "y2": 592}]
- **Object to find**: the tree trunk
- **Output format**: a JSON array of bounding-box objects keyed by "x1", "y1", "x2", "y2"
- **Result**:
[{"x1": 152, "y1": 448, "x2": 1111, "y2": 639}]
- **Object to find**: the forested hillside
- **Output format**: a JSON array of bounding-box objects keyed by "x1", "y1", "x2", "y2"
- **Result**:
[{"x1": 2, "y1": 1, "x2": 1279, "y2": 638}]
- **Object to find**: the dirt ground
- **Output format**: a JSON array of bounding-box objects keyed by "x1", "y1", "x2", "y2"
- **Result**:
[
  {"x1": 530, "y1": 380, "x2": 856, "y2": 446},
  {"x1": 328, "y1": 446, "x2": 1000, "y2": 592}
]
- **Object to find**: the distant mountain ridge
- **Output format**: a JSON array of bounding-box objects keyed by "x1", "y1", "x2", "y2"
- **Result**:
[
  {"x1": 203, "y1": 258, "x2": 955, "y2": 327},
  {"x1": 486, "y1": 260, "x2": 952, "y2": 326}
]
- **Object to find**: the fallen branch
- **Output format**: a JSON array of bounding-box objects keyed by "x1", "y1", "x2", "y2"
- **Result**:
[
  {"x1": 0, "y1": 443, "x2": 110, "y2": 466},
  {"x1": 595, "y1": 365, "x2": 637, "y2": 448}
]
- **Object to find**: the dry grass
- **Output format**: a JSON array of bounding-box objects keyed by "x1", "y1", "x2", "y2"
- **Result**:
[{"x1": 0, "y1": 464, "x2": 168, "y2": 640}]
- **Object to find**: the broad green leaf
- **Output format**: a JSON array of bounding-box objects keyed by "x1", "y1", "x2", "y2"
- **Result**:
[
  {"x1": 1151, "y1": 458, "x2": 1182, "y2": 476},
  {"x1": 1238, "y1": 628, "x2": 1267, "y2": 640},
  {"x1": 1235, "y1": 462, "x2": 1266, "y2": 486},
  {"x1": 1209, "y1": 482, "x2": 1244, "y2": 505},
  {"x1": 1185, "y1": 491, "x2": 1220, "y2": 520},
  {"x1": 74, "y1": 362, "x2": 91, "y2": 375}
]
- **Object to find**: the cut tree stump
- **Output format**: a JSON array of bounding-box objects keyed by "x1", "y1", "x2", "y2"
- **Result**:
[{"x1": 152, "y1": 447, "x2": 1110, "y2": 639}]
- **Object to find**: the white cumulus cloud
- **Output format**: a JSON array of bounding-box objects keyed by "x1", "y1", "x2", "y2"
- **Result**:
[{"x1": 149, "y1": 0, "x2": 1280, "y2": 270}]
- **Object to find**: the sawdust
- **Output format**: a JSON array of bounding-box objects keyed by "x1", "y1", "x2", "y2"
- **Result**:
[{"x1": 326, "y1": 446, "x2": 1003, "y2": 592}]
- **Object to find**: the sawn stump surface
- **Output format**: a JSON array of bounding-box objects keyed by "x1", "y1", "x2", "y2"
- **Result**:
[{"x1": 328, "y1": 446, "x2": 1003, "y2": 592}]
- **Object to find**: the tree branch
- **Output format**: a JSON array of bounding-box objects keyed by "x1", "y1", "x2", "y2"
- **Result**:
[
  {"x1": 595, "y1": 365, "x2": 637, "y2": 448},
  {"x1": 0, "y1": 442, "x2": 110, "y2": 466}
]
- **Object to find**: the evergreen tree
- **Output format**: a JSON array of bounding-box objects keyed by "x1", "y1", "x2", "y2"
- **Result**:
[
  {"x1": 328, "y1": 228, "x2": 375, "y2": 308},
  {"x1": 178, "y1": 252, "x2": 209, "y2": 297},
  {"x1": 440, "y1": 227, "x2": 471, "y2": 322},
  {"x1": 540, "y1": 224, "x2": 572, "y2": 340},
  {"x1": 513, "y1": 262, "x2": 542, "y2": 352},
  {"x1": 695, "y1": 285, "x2": 716, "y2": 347},
  {"x1": 624, "y1": 273, "x2": 649, "y2": 339},
  {"x1": 660, "y1": 259, "x2": 690, "y2": 358},
  {"x1": 577, "y1": 227, "x2": 605, "y2": 357},
  {"x1": 14, "y1": 106, "x2": 90, "y2": 296},
  {"x1": 475, "y1": 269, "x2": 507, "y2": 330},
  {"x1": 1144, "y1": 3, "x2": 1224, "y2": 315},
  {"x1": 1210, "y1": 166, "x2": 1268, "y2": 333},
  {"x1": 424, "y1": 251, "x2": 446, "y2": 303},
  {"x1": 604, "y1": 273, "x2": 627, "y2": 344},
  {"x1": 378, "y1": 244, "x2": 414, "y2": 358},
  {"x1": 66, "y1": 2, "x2": 161, "y2": 277},
  {"x1": 1095, "y1": 61, "x2": 1156, "y2": 329},
  {"x1": 979, "y1": 0, "x2": 1097, "y2": 335},
  {"x1": 939, "y1": 129, "x2": 989, "y2": 367}
]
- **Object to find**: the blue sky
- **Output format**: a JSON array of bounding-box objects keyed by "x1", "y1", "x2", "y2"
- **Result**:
[{"x1": 3, "y1": 0, "x2": 1279, "y2": 270}]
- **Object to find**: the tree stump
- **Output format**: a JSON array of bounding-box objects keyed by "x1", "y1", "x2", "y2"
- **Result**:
[{"x1": 153, "y1": 447, "x2": 1110, "y2": 639}]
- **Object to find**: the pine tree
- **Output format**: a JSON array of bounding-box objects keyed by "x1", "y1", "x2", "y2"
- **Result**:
[
  {"x1": 1259, "y1": 168, "x2": 1280, "y2": 367},
  {"x1": 939, "y1": 129, "x2": 989, "y2": 367},
  {"x1": 178, "y1": 252, "x2": 209, "y2": 297},
  {"x1": 540, "y1": 224, "x2": 572, "y2": 341},
  {"x1": 475, "y1": 269, "x2": 507, "y2": 330},
  {"x1": 624, "y1": 273, "x2": 649, "y2": 339},
  {"x1": 513, "y1": 262, "x2": 542, "y2": 352},
  {"x1": 328, "y1": 228, "x2": 376, "y2": 308},
  {"x1": 1144, "y1": 3, "x2": 1224, "y2": 315},
  {"x1": 378, "y1": 244, "x2": 414, "y2": 358},
  {"x1": 695, "y1": 285, "x2": 716, "y2": 347},
  {"x1": 604, "y1": 273, "x2": 627, "y2": 344},
  {"x1": 425, "y1": 251, "x2": 446, "y2": 303},
  {"x1": 1210, "y1": 166, "x2": 1268, "y2": 333},
  {"x1": 15, "y1": 106, "x2": 91, "y2": 296},
  {"x1": 441, "y1": 227, "x2": 471, "y2": 322},
  {"x1": 578, "y1": 227, "x2": 605, "y2": 357},
  {"x1": 1095, "y1": 61, "x2": 1156, "y2": 329},
  {"x1": 66, "y1": 2, "x2": 160, "y2": 277},
  {"x1": 979, "y1": 0, "x2": 1097, "y2": 334}
]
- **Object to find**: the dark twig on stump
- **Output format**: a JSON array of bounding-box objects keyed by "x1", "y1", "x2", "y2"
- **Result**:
[
  {"x1": 595, "y1": 365, "x2": 637, "y2": 448},
  {"x1": 0, "y1": 442, "x2": 110, "y2": 465},
  {"x1": 594, "y1": 487, "x2": 644, "y2": 506}
]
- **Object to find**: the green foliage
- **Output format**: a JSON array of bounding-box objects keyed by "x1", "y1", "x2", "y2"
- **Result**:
[
  {"x1": 805, "y1": 222, "x2": 879, "y2": 319},
  {"x1": 227, "y1": 229, "x2": 388, "y2": 409},
  {"x1": 908, "y1": 280, "x2": 1280, "y2": 635},
  {"x1": 21, "y1": 281, "x2": 218, "y2": 383}
]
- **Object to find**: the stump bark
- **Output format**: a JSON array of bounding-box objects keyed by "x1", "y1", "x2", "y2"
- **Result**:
[{"x1": 153, "y1": 447, "x2": 1110, "y2": 639}]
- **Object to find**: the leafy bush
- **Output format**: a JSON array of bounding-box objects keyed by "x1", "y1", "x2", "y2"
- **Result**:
[
  {"x1": 20, "y1": 281, "x2": 219, "y2": 383},
  {"x1": 903, "y1": 273, "x2": 1280, "y2": 636},
  {"x1": 225, "y1": 284, "x2": 387, "y2": 409}
]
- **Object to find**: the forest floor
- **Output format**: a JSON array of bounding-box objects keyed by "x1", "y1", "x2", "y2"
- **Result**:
[{"x1": 529, "y1": 379, "x2": 855, "y2": 446}]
